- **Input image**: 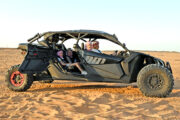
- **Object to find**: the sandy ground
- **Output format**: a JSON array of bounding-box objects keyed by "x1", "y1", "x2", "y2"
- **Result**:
[{"x1": 0, "y1": 48, "x2": 180, "y2": 120}]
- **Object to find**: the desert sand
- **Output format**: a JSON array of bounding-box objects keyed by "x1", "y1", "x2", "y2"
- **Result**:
[{"x1": 0, "y1": 48, "x2": 180, "y2": 120}]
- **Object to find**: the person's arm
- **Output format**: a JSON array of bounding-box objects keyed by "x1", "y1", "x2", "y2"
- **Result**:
[{"x1": 60, "y1": 61, "x2": 67, "y2": 66}]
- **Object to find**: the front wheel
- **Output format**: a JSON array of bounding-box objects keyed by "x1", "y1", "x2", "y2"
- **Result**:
[
  {"x1": 5, "y1": 65, "x2": 33, "y2": 91},
  {"x1": 137, "y1": 64, "x2": 174, "y2": 97}
]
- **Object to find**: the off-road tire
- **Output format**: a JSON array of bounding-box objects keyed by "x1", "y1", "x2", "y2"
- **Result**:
[
  {"x1": 39, "y1": 79, "x2": 54, "y2": 83},
  {"x1": 137, "y1": 64, "x2": 174, "y2": 97},
  {"x1": 5, "y1": 65, "x2": 34, "y2": 91}
]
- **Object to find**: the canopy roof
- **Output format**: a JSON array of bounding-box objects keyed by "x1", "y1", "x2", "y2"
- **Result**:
[
  {"x1": 43, "y1": 29, "x2": 119, "y2": 44},
  {"x1": 28, "y1": 30, "x2": 129, "y2": 52},
  {"x1": 42, "y1": 29, "x2": 129, "y2": 52}
]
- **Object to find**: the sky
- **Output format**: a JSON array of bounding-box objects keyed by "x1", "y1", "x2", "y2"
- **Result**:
[{"x1": 0, "y1": 0, "x2": 180, "y2": 51}]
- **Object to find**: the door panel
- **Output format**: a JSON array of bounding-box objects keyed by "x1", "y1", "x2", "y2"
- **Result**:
[
  {"x1": 85, "y1": 56, "x2": 106, "y2": 64},
  {"x1": 91, "y1": 64, "x2": 124, "y2": 79},
  {"x1": 82, "y1": 50, "x2": 122, "y2": 64},
  {"x1": 80, "y1": 50, "x2": 124, "y2": 79}
]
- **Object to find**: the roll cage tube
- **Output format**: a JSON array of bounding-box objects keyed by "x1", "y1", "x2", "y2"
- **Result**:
[
  {"x1": 27, "y1": 30, "x2": 130, "y2": 53},
  {"x1": 61, "y1": 34, "x2": 129, "y2": 53},
  {"x1": 63, "y1": 33, "x2": 130, "y2": 53},
  {"x1": 61, "y1": 33, "x2": 89, "y2": 50},
  {"x1": 66, "y1": 33, "x2": 88, "y2": 44},
  {"x1": 27, "y1": 33, "x2": 42, "y2": 43}
]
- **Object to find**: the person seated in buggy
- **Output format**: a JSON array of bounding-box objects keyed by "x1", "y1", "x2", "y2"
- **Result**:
[
  {"x1": 57, "y1": 50, "x2": 87, "y2": 75},
  {"x1": 85, "y1": 41, "x2": 93, "y2": 51},
  {"x1": 85, "y1": 41, "x2": 101, "y2": 53},
  {"x1": 66, "y1": 48, "x2": 79, "y2": 63},
  {"x1": 92, "y1": 41, "x2": 101, "y2": 53}
]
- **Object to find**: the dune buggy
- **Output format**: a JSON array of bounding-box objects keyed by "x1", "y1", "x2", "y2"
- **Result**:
[{"x1": 5, "y1": 30, "x2": 174, "y2": 97}]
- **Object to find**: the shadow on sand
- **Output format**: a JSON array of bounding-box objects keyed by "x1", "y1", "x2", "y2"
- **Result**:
[
  {"x1": 28, "y1": 81, "x2": 180, "y2": 97},
  {"x1": 29, "y1": 81, "x2": 140, "y2": 93}
]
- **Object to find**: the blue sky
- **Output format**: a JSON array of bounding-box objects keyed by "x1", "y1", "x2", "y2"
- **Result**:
[{"x1": 0, "y1": 0, "x2": 180, "y2": 51}]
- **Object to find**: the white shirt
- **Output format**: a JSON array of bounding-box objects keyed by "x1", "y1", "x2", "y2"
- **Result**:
[{"x1": 91, "y1": 49, "x2": 101, "y2": 53}]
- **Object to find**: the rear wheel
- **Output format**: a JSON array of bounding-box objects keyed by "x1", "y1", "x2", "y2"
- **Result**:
[
  {"x1": 137, "y1": 64, "x2": 174, "y2": 97},
  {"x1": 5, "y1": 65, "x2": 33, "y2": 91}
]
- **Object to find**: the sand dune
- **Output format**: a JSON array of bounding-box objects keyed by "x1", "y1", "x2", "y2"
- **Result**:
[{"x1": 0, "y1": 48, "x2": 180, "y2": 119}]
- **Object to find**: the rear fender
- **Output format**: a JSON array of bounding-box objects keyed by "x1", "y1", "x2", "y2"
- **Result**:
[{"x1": 19, "y1": 44, "x2": 52, "y2": 74}]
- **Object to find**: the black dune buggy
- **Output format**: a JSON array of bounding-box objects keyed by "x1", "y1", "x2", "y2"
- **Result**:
[{"x1": 5, "y1": 30, "x2": 174, "y2": 97}]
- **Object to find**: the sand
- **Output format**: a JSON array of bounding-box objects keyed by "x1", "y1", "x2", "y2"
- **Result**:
[{"x1": 0, "y1": 48, "x2": 180, "y2": 120}]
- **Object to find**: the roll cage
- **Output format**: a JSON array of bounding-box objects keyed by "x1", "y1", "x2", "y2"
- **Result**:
[{"x1": 27, "y1": 30, "x2": 130, "y2": 52}]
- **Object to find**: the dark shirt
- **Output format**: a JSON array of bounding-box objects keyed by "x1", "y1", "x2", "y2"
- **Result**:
[{"x1": 67, "y1": 56, "x2": 77, "y2": 63}]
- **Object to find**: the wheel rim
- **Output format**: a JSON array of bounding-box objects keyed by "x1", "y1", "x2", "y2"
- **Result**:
[
  {"x1": 147, "y1": 74, "x2": 164, "y2": 90},
  {"x1": 10, "y1": 71, "x2": 24, "y2": 87}
]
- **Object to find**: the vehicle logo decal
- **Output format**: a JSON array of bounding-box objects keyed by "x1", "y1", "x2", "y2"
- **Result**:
[{"x1": 85, "y1": 56, "x2": 106, "y2": 64}]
